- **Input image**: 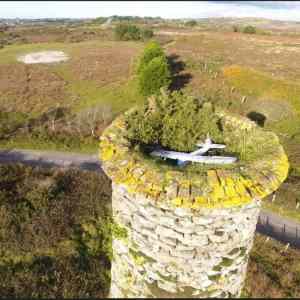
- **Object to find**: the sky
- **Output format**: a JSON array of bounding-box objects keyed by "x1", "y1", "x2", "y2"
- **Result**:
[{"x1": 1, "y1": 1, "x2": 300, "y2": 22}]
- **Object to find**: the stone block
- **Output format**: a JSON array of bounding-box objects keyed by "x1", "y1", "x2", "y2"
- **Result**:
[
  {"x1": 113, "y1": 239, "x2": 128, "y2": 255},
  {"x1": 174, "y1": 207, "x2": 193, "y2": 217},
  {"x1": 170, "y1": 248, "x2": 195, "y2": 259},
  {"x1": 133, "y1": 214, "x2": 156, "y2": 230},
  {"x1": 192, "y1": 216, "x2": 214, "y2": 225},
  {"x1": 157, "y1": 280, "x2": 178, "y2": 293},
  {"x1": 155, "y1": 225, "x2": 184, "y2": 240},
  {"x1": 137, "y1": 226, "x2": 156, "y2": 239},
  {"x1": 159, "y1": 215, "x2": 175, "y2": 226},
  {"x1": 159, "y1": 236, "x2": 177, "y2": 246},
  {"x1": 180, "y1": 234, "x2": 209, "y2": 247}
]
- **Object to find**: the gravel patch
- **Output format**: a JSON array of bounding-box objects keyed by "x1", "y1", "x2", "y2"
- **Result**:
[{"x1": 18, "y1": 51, "x2": 69, "y2": 64}]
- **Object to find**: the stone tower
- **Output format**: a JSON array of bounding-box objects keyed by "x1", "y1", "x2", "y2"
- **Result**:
[{"x1": 99, "y1": 111, "x2": 289, "y2": 298}]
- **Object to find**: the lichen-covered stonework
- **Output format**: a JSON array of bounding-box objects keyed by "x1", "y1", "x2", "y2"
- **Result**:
[
  {"x1": 99, "y1": 109, "x2": 289, "y2": 298},
  {"x1": 109, "y1": 183, "x2": 260, "y2": 298},
  {"x1": 99, "y1": 111, "x2": 289, "y2": 209}
]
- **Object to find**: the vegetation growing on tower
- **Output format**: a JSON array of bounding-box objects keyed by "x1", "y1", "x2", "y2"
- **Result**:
[{"x1": 125, "y1": 89, "x2": 223, "y2": 152}]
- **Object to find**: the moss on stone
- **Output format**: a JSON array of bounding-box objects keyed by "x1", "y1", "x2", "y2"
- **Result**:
[
  {"x1": 111, "y1": 222, "x2": 128, "y2": 240},
  {"x1": 99, "y1": 108, "x2": 289, "y2": 209},
  {"x1": 220, "y1": 257, "x2": 235, "y2": 267}
]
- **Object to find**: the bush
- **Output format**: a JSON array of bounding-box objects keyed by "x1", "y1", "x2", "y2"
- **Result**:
[
  {"x1": 138, "y1": 56, "x2": 171, "y2": 97},
  {"x1": 185, "y1": 20, "x2": 197, "y2": 27},
  {"x1": 137, "y1": 41, "x2": 164, "y2": 74},
  {"x1": 232, "y1": 25, "x2": 239, "y2": 32},
  {"x1": 0, "y1": 111, "x2": 28, "y2": 138},
  {"x1": 0, "y1": 165, "x2": 112, "y2": 297},
  {"x1": 114, "y1": 23, "x2": 141, "y2": 41},
  {"x1": 125, "y1": 89, "x2": 223, "y2": 152},
  {"x1": 141, "y1": 28, "x2": 154, "y2": 40},
  {"x1": 243, "y1": 25, "x2": 256, "y2": 34}
]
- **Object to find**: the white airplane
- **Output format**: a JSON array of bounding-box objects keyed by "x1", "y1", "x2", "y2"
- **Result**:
[{"x1": 150, "y1": 135, "x2": 237, "y2": 166}]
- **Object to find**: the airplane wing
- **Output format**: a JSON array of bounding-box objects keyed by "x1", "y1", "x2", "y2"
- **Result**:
[
  {"x1": 196, "y1": 143, "x2": 226, "y2": 149},
  {"x1": 150, "y1": 150, "x2": 237, "y2": 164}
]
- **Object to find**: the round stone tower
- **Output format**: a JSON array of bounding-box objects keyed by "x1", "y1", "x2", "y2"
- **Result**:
[{"x1": 99, "y1": 111, "x2": 289, "y2": 298}]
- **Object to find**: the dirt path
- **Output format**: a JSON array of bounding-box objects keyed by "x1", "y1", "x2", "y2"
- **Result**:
[{"x1": 0, "y1": 148, "x2": 299, "y2": 248}]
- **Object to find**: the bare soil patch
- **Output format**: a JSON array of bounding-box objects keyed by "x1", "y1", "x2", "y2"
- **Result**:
[{"x1": 17, "y1": 51, "x2": 69, "y2": 64}]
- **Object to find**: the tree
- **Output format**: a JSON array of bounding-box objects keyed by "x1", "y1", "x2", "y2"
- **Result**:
[
  {"x1": 137, "y1": 41, "x2": 164, "y2": 74},
  {"x1": 138, "y1": 55, "x2": 171, "y2": 97},
  {"x1": 243, "y1": 25, "x2": 256, "y2": 34}
]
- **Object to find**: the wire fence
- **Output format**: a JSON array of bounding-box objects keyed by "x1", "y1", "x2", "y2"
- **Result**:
[{"x1": 256, "y1": 214, "x2": 300, "y2": 249}]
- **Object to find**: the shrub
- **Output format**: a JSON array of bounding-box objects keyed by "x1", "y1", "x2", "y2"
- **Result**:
[
  {"x1": 114, "y1": 23, "x2": 141, "y2": 41},
  {"x1": 243, "y1": 25, "x2": 256, "y2": 34},
  {"x1": 185, "y1": 20, "x2": 197, "y2": 27},
  {"x1": 141, "y1": 28, "x2": 154, "y2": 40},
  {"x1": 138, "y1": 56, "x2": 171, "y2": 97},
  {"x1": 125, "y1": 89, "x2": 223, "y2": 152},
  {"x1": 137, "y1": 41, "x2": 165, "y2": 74},
  {"x1": 232, "y1": 25, "x2": 239, "y2": 32},
  {"x1": 0, "y1": 111, "x2": 28, "y2": 138}
]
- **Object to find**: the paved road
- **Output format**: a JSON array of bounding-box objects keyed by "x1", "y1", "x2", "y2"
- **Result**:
[
  {"x1": 0, "y1": 148, "x2": 101, "y2": 171},
  {"x1": 0, "y1": 148, "x2": 300, "y2": 249},
  {"x1": 257, "y1": 209, "x2": 300, "y2": 249}
]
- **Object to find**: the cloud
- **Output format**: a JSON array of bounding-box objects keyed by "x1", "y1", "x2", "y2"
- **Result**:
[{"x1": 1, "y1": 1, "x2": 300, "y2": 22}]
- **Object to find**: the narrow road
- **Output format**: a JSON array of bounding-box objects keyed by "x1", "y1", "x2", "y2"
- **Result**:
[
  {"x1": 0, "y1": 148, "x2": 300, "y2": 249},
  {"x1": 257, "y1": 209, "x2": 300, "y2": 249},
  {"x1": 0, "y1": 148, "x2": 101, "y2": 171}
]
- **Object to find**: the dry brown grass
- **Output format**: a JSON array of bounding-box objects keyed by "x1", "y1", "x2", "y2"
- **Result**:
[
  {"x1": 68, "y1": 42, "x2": 142, "y2": 85},
  {"x1": 244, "y1": 233, "x2": 300, "y2": 298},
  {"x1": 167, "y1": 31, "x2": 300, "y2": 82},
  {"x1": 0, "y1": 63, "x2": 70, "y2": 114}
]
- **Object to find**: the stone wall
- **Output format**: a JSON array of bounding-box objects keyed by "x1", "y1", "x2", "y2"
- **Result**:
[
  {"x1": 100, "y1": 110, "x2": 289, "y2": 298},
  {"x1": 109, "y1": 182, "x2": 261, "y2": 298}
]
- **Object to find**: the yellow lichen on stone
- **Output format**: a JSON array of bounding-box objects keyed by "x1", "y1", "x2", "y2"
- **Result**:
[
  {"x1": 192, "y1": 196, "x2": 207, "y2": 209},
  {"x1": 172, "y1": 197, "x2": 183, "y2": 206},
  {"x1": 99, "y1": 110, "x2": 289, "y2": 209}
]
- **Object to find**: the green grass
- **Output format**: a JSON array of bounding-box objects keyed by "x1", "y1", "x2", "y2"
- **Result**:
[
  {"x1": 0, "y1": 135, "x2": 98, "y2": 154},
  {"x1": 57, "y1": 69, "x2": 145, "y2": 116},
  {"x1": 223, "y1": 65, "x2": 300, "y2": 115},
  {"x1": 0, "y1": 42, "x2": 74, "y2": 65},
  {"x1": 0, "y1": 40, "x2": 146, "y2": 153},
  {"x1": 222, "y1": 65, "x2": 300, "y2": 223},
  {"x1": 262, "y1": 202, "x2": 300, "y2": 223}
]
